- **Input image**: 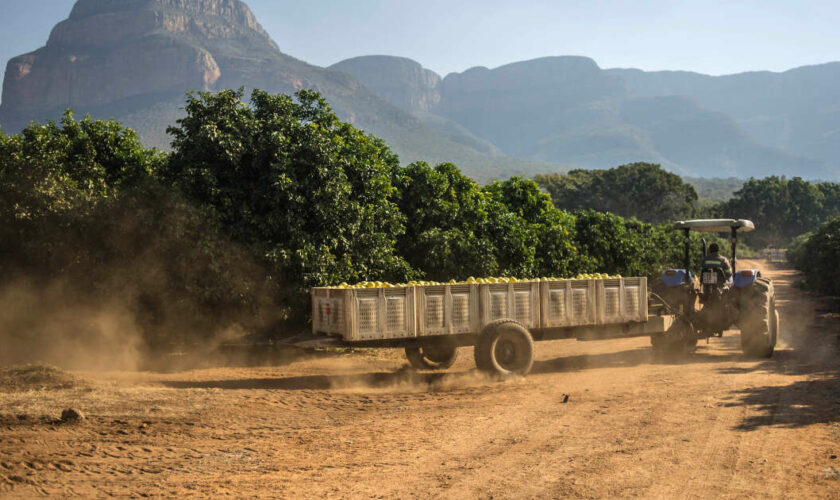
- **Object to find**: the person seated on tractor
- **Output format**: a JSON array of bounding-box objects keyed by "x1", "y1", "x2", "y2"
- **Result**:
[{"x1": 704, "y1": 243, "x2": 732, "y2": 281}]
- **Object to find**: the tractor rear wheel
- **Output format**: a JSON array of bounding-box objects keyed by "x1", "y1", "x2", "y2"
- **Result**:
[
  {"x1": 737, "y1": 277, "x2": 778, "y2": 358},
  {"x1": 405, "y1": 342, "x2": 458, "y2": 370},
  {"x1": 474, "y1": 320, "x2": 534, "y2": 376}
]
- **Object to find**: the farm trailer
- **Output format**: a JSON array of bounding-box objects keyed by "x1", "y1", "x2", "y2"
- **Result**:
[
  {"x1": 294, "y1": 218, "x2": 777, "y2": 376},
  {"x1": 306, "y1": 277, "x2": 673, "y2": 376}
]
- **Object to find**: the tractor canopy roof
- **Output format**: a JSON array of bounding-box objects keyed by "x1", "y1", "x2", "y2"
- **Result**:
[{"x1": 672, "y1": 219, "x2": 755, "y2": 233}]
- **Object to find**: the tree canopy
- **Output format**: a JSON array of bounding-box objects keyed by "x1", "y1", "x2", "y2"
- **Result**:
[
  {"x1": 0, "y1": 88, "x2": 747, "y2": 344},
  {"x1": 716, "y1": 176, "x2": 840, "y2": 247},
  {"x1": 788, "y1": 216, "x2": 840, "y2": 296},
  {"x1": 164, "y1": 89, "x2": 414, "y2": 322},
  {"x1": 534, "y1": 162, "x2": 698, "y2": 224}
]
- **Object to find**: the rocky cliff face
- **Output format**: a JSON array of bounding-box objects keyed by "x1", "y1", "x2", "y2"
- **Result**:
[
  {"x1": 1, "y1": 0, "x2": 542, "y2": 182},
  {"x1": 0, "y1": 0, "x2": 285, "y2": 123},
  {"x1": 0, "y1": 0, "x2": 410, "y2": 145},
  {"x1": 330, "y1": 56, "x2": 441, "y2": 112}
]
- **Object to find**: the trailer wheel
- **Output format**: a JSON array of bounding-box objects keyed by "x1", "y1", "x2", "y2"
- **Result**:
[
  {"x1": 474, "y1": 320, "x2": 534, "y2": 376},
  {"x1": 738, "y1": 278, "x2": 777, "y2": 358},
  {"x1": 405, "y1": 342, "x2": 458, "y2": 370}
]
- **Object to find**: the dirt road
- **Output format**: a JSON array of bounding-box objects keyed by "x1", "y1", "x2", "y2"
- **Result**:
[{"x1": 1, "y1": 260, "x2": 839, "y2": 498}]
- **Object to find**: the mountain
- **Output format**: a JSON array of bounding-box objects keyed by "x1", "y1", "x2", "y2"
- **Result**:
[
  {"x1": 330, "y1": 55, "x2": 441, "y2": 113},
  {"x1": 332, "y1": 55, "x2": 836, "y2": 179},
  {"x1": 0, "y1": 0, "x2": 554, "y2": 182},
  {"x1": 329, "y1": 56, "x2": 503, "y2": 157},
  {"x1": 2, "y1": 1, "x2": 836, "y2": 180},
  {"x1": 607, "y1": 64, "x2": 840, "y2": 171}
]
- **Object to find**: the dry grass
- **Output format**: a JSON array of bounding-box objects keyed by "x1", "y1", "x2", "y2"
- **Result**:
[{"x1": 0, "y1": 364, "x2": 82, "y2": 392}]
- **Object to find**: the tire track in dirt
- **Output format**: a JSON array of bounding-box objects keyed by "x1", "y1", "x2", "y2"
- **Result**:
[{"x1": 1, "y1": 260, "x2": 838, "y2": 498}]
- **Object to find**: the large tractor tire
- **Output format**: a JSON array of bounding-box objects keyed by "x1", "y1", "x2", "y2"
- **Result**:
[
  {"x1": 650, "y1": 317, "x2": 697, "y2": 359},
  {"x1": 737, "y1": 277, "x2": 778, "y2": 358},
  {"x1": 474, "y1": 319, "x2": 534, "y2": 376},
  {"x1": 405, "y1": 342, "x2": 458, "y2": 370}
]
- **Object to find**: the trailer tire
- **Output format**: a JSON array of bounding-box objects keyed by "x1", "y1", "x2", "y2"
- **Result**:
[
  {"x1": 405, "y1": 342, "x2": 458, "y2": 370},
  {"x1": 474, "y1": 320, "x2": 534, "y2": 376},
  {"x1": 737, "y1": 278, "x2": 777, "y2": 358}
]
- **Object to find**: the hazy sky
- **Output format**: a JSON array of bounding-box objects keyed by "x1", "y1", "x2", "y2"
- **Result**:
[{"x1": 1, "y1": 0, "x2": 838, "y2": 78}]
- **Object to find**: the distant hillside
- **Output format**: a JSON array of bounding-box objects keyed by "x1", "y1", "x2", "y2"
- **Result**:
[
  {"x1": 609, "y1": 63, "x2": 840, "y2": 174},
  {"x1": 0, "y1": 0, "x2": 553, "y2": 182},
  {"x1": 329, "y1": 56, "x2": 504, "y2": 157},
  {"x1": 2, "y1": 1, "x2": 836, "y2": 181},
  {"x1": 684, "y1": 177, "x2": 746, "y2": 202},
  {"x1": 332, "y1": 55, "x2": 836, "y2": 179}
]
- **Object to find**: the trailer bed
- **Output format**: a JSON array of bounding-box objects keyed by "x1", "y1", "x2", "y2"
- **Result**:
[{"x1": 312, "y1": 278, "x2": 649, "y2": 342}]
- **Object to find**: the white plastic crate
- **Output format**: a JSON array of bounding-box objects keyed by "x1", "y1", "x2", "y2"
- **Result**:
[
  {"x1": 312, "y1": 277, "x2": 647, "y2": 341},
  {"x1": 480, "y1": 282, "x2": 541, "y2": 329},
  {"x1": 539, "y1": 279, "x2": 597, "y2": 327},
  {"x1": 416, "y1": 284, "x2": 480, "y2": 336}
]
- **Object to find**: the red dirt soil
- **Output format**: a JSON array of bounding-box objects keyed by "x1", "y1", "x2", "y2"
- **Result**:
[{"x1": 1, "y1": 260, "x2": 838, "y2": 498}]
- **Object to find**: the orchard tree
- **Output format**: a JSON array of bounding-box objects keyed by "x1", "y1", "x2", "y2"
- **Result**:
[
  {"x1": 0, "y1": 111, "x2": 163, "y2": 276},
  {"x1": 719, "y1": 176, "x2": 827, "y2": 247},
  {"x1": 535, "y1": 162, "x2": 698, "y2": 224},
  {"x1": 391, "y1": 162, "x2": 505, "y2": 279},
  {"x1": 483, "y1": 176, "x2": 584, "y2": 277},
  {"x1": 164, "y1": 89, "x2": 413, "y2": 323},
  {"x1": 788, "y1": 216, "x2": 840, "y2": 296}
]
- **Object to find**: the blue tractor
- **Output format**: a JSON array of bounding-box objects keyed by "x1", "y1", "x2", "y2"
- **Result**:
[{"x1": 650, "y1": 219, "x2": 779, "y2": 358}]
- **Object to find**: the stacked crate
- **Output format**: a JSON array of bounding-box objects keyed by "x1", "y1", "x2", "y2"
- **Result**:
[{"x1": 312, "y1": 277, "x2": 647, "y2": 341}]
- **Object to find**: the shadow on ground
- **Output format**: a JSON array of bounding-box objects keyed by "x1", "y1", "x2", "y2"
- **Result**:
[
  {"x1": 141, "y1": 343, "x2": 342, "y2": 373},
  {"x1": 162, "y1": 366, "x2": 464, "y2": 391},
  {"x1": 161, "y1": 339, "x2": 749, "y2": 392},
  {"x1": 719, "y1": 266, "x2": 840, "y2": 430},
  {"x1": 531, "y1": 341, "x2": 744, "y2": 375},
  {"x1": 728, "y1": 372, "x2": 840, "y2": 430}
]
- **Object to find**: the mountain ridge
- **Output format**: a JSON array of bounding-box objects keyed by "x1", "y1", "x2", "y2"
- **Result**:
[
  {"x1": 1, "y1": 0, "x2": 836, "y2": 180},
  {"x1": 1, "y1": 0, "x2": 555, "y2": 182},
  {"x1": 333, "y1": 54, "x2": 836, "y2": 179}
]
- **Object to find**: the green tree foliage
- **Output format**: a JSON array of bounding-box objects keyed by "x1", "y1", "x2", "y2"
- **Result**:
[
  {"x1": 0, "y1": 111, "x2": 164, "y2": 276},
  {"x1": 164, "y1": 89, "x2": 413, "y2": 323},
  {"x1": 716, "y1": 176, "x2": 840, "y2": 247},
  {"x1": 391, "y1": 162, "x2": 503, "y2": 280},
  {"x1": 788, "y1": 216, "x2": 840, "y2": 296},
  {"x1": 534, "y1": 163, "x2": 698, "y2": 224},
  {"x1": 391, "y1": 166, "x2": 588, "y2": 281},
  {"x1": 482, "y1": 176, "x2": 585, "y2": 277},
  {"x1": 2, "y1": 89, "x2": 738, "y2": 344},
  {"x1": 570, "y1": 211, "x2": 691, "y2": 278},
  {"x1": 0, "y1": 112, "x2": 274, "y2": 345},
  {"x1": 816, "y1": 182, "x2": 840, "y2": 216}
]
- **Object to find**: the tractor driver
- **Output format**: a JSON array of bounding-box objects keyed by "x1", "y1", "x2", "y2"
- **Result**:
[{"x1": 704, "y1": 243, "x2": 732, "y2": 280}]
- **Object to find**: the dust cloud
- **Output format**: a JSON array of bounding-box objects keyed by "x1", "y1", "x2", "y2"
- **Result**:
[
  {"x1": 0, "y1": 278, "x2": 144, "y2": 371},
  {"x1": 321, "y1": 353, "x2": 508, "y2": 393},
  {"x1": 0, "y1": 277, "x2": 277, "y2": 372}
]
